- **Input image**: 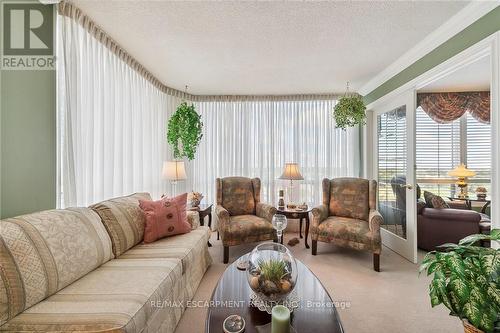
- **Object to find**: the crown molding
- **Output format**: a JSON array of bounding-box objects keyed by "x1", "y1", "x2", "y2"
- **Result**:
[{"x1": 358, "y1": 1, "x2": 500, "y2": 96}]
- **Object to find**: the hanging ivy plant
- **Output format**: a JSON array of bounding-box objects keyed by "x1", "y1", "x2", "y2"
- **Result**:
[
  {"x1": 333, "y1": 94, "x2": 367, "y2": 130},
  {"x1": 167, "y1": 101, "x2": 203, "y2": 160}
]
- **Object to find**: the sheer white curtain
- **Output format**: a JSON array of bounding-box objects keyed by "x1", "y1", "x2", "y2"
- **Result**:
[
  {"x1": 186, "y1": 98, "x2": 360, "y2": 207},
  {"x1": 57, "y1": 14, "x2": 180, "y2": 207},
  {"x1": 57, "y1": 15, "x2": 360, "y2": 209}
]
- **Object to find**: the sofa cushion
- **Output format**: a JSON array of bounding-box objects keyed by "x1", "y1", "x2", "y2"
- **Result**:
[
  {"x1": 139, "y1": 194, "x2": 191, "y2": 243},
  {"x1": 329, "y1": 178, "x2": 369, "y2": 220},
  {"x1": 423, "y1": 191, "x2": 449, "y2": 209},
  {"x1": 0, "y1": 208, "x2": 113, "y2": 326},
  {"x1": 186, "y1": 211, "x2": 200, "y2": 229},
  {"x1": 119, "y1": 227, "x2": 212, "y2": 300},
  {"x1": 91, "y1": 192, "x2": 151, "y2": 257},
  {"x1": 0, "y1": 258, "x2": 184, "y2": 333}
]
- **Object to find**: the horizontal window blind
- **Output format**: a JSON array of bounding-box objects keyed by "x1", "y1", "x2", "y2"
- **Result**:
[
  {"x1": 377, "y1": 107, "x2": 407, "y2": 202},
  {"x1": 466, "y1": 113, "x2": 491, "y2": 192},
  {"x1": 415, "y1": 106, "x2": 491, "y2": 197}
]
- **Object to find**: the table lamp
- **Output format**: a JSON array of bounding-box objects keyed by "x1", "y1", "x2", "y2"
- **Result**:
[
  {"x1": 278, "y1": 163, "x2": 304, "y2": 207},
  {"x1": 448, "y1": 164, "x2": 476, "y2": 199},
  {"x1": 162, "y1": 160, "x2": 187, "y2": 195}
]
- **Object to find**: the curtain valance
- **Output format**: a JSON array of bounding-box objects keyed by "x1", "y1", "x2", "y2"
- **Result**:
[
  {"x1": 57, "y1": 1, "x2": 339, "y2": 102},
  {"x1": 417, "y1": 92, "x2": 490, "y2": 124}
]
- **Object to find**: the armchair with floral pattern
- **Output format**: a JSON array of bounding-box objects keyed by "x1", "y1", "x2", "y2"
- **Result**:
[
  {"x1": 215, "y1": 177, "x2": 277, "y2": 263},
  {"x1": 311, "y1": 177, "x2": 383, "y2": 271}
]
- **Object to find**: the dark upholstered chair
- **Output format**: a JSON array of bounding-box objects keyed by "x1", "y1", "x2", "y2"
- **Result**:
[
  {"x1": 311, "y1": 177, "x2": 383, "y2": 271},
  {"x1": 215, "y1": 177, "x2": 277, "y2": 263}
]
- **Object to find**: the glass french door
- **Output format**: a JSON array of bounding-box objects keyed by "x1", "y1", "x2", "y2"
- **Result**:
[{"x1": 372, "y1": 90, "x2": 417, "y2": 263}]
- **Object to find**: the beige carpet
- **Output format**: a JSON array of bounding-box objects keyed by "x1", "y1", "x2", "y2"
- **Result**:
[{"x1": 176, "y1": 231, "x2": 462, "y2": 333}]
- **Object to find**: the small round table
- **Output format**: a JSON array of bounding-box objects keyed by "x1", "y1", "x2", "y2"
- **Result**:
[{"x1": 276, "y1": 207, "x2": 312, "y2": 249}]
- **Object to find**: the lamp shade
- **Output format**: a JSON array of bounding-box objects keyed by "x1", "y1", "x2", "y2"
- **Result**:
[
  {"x1": 162, "y1": 161, "x2": 187, "y2": 181},
  {"x1": 448, "y1": 164, "x2": 476, "y2": 178},
  {"x1": 279, "y1": 163, "x2": 304, "y2": 180}
]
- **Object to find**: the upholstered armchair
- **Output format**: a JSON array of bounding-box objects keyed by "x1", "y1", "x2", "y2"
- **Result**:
[
  {"x1": 311, "y1": 177, "x2": 383, "y2": 271},
  {"x1": 216, "y1": 177, "x2": 277, "y2": 263}
]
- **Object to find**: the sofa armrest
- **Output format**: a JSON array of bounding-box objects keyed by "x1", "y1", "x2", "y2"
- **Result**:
[
  {"x1": 215, "y1": 205, "x2": 230, "y2": 237},
  {"x1": 311, "y1": 204, "x2": 329, "y2": 229},
  {"x1": 369, "y1": 209, "x2": 383, "y2": 232},
  {"x1": 421, "y1": 208, "x2": 481, "y2": 223}
]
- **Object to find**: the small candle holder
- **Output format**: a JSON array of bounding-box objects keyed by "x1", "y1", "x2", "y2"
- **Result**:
[{"x1": 223, "y1": 314, "x2": 245, "y2": 333}]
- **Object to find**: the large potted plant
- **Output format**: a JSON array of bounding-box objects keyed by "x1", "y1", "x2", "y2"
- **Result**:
[
  {"x1": 167, "y1": 101, "x2": 203, "y2": 160},
  {"x1": 419, "y1": 229, "x2": 499, "y2": 333}
]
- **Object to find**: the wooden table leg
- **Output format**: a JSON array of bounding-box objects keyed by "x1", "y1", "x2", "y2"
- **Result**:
[
  {"x1": 305, "y1": 215, "x2": 310, "y2": 249},
  {"x1": 299, "y1": 218, "x2": 303, "y2": 239}
]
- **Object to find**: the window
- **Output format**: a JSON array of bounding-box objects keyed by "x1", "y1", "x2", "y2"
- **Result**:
[
  {"x1": 466, "y1": 113, "x2": 492, "y2": 193},
  {"x1": 416, "y1": 106, "x2": 491, "y2": 197}
]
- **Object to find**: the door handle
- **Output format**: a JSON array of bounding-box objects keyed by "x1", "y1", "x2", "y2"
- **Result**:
[{"x1": 400, "y1": 184, "x2": 413, "y2": 190}]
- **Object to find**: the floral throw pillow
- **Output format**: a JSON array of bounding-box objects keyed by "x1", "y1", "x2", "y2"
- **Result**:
[
  {"x1": 423, "y1": 191, "x2": 449, "y2": 209},
  {"x1": 139, "y1": 193, "x2": 191, "y2": 243}
]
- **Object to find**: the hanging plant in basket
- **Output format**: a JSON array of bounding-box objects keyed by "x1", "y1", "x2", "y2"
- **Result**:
[
  {"x1": 167, "y1": 101, "x2": 203, "y2": 160},
  {"x1": 333, "y1": 83, "x2": 367, "y2": 130}
]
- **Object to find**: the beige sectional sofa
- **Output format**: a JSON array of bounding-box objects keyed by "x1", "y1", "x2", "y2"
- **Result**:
[{"x1": 0, "y1": 193, "x2": 212, "y2": 332}]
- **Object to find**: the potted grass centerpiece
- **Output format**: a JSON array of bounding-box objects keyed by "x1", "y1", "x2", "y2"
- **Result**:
[
  {"x1": 247, "y1": 243, "x2": 297, "y2": 307},
  {"x1": 419, "y1": 229, "x2": 500, "y2": 333}
]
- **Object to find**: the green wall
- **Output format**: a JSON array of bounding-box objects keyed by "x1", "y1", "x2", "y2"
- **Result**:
[
  {"x1": 364, "y1": 6, "x2": 500, "y2": 105},
  {"x1": 0, "y1": 70, "x2": 56, "y2": 218}
]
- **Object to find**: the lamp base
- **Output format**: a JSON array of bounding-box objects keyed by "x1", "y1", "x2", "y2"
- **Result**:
[{"x1": 457, "y1": 183, "x2": 468, "y2": 199}]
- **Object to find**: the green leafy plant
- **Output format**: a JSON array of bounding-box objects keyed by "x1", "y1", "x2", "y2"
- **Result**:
[
  {"x1": 333, "y1": 94, "x2": 366, "y2": 130},
  {"x1": 167, "y1": 101, "x2": 203, "y2": 160},
  {"x1": 257, "y1": 259, "x2": 288, "y2": 283},
  {"x1": 419, "y1": 229, "x2": 500, "y2": 332}
]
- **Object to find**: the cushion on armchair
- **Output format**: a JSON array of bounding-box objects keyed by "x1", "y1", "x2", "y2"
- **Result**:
[
  {"x1": 219, "y1": 177, "x2": 257, "y2": 216},
  {"x1": 329, "y1": 178, "x2": 370, "y2": 220}
]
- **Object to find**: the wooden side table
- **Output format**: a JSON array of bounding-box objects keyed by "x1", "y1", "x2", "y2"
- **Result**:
[
  {"x1": 190, "y1": 204, "x2": 213, "y2": 247},
  {"x1": 276, "y1": 207, "x2": 312, "y2": 248}
]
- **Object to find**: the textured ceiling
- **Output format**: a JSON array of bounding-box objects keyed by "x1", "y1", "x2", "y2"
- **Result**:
[{"x1": 70, "y1": 0, "x2": 469, "y2": 95}]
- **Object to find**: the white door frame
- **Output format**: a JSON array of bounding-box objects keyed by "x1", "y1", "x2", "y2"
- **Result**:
[
  {"x1": 366, "y1": 32, "x2": 500, "y2": 250},
  {"x1": 372, "y1": 90, "x2": 417, "y2": 263}
]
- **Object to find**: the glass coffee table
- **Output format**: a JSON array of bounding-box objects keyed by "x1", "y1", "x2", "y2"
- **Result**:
[{"x1": 206, "y1": 256, "x2": 344, "y2": 332}]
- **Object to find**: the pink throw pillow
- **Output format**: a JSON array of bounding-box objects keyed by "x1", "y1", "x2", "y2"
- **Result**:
[{"x1": 139, "y1": 193, "x2": 191, "y2": 243}]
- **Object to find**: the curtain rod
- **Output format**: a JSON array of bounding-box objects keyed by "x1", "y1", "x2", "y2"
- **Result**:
[{"x1": 57, "y1": 1, "x2": 342, "y2": 102}]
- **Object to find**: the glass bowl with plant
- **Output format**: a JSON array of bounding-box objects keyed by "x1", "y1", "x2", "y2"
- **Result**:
[
  {"x1": 247, "y1": 243, "x2": 297, "y2": 302},
  {"x1": 419, "y1": 229, "x2": 499, "y2": 333}
]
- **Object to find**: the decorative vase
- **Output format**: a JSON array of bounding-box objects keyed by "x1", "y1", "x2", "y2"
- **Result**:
[
  {"x1": 462, "y1": 319, "x2": 484, "y2": 333},
  {"x1": 187, "y1": 191, "x2": 203, "y2": 208},
  {"x1": 475, "y1": 186, "x2": 487, "y2": 200},
  {"x1": 246, "y1": 243, "x2": 297, "y2": 304}
]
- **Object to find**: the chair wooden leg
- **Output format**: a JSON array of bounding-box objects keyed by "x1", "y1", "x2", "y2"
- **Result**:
[
  {"x1": 223, "y1": 246, "x2": 229, "y2": 264},
  {"x1": 373, "y1": 253, "x2": 380, "y2": 272},
  {"x1": 312, "y1": 240, "x2": 317, "y2": 255},
  {"x1": 217, "y1": 231, "x2": 220, "y2": 240}
]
